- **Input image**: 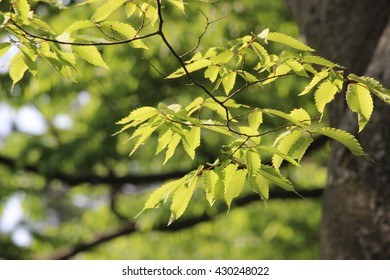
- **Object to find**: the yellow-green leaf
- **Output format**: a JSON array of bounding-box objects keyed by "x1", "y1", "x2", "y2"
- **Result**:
[
  {"x1": 0, "y1": 43, "x2": 11, "y2": 58},
  {"x1": 346, "y1": 83, "x2": 374, "y2": 132},
  {"x1": 164, "y1": 133, "x2": 181, "y2": 164},
  {"x1": 91, "y1": 0, "x2": 127, "y2": 22},
  {"x1": 272, "y1": 130, "x2": 303, "y2": 170},
  {"x1": 9, "y1": 51, "x2": 28, "y2": 89},
  {"x1": 250, "y1": 174, "x2": 269, "y2": 201},
  {"x1": 299, "y1": 69, "x2": 329, "y2": 96},
  {"x1": 248, "y1": 109, "x2": 263, "y2": 130},
  {"x1": 167, "y1": 0, "x2": 186, "y2": 13},
  {"x1": 156, "y1": 129, "x2": 173, "y2": 155},
  {"x1": 314, "y1": 80, "x2": 340, "y2": 116},
  {"x1": 224, "y1": 169, "x2": 247, "y2": 209},
  {"x1": 12, "y1": 0, "x2": 30, "y2": 23},
  {"x1": 125, "y1": 1, "x2": 137, "y2": 18},
  {"x1": 73, "y1": 45, "x2": 109, "y2": 69},
  {"x1": 167, "y1": 59, "x2": 212, "y2": 79},
  {"x1": 259, "y1": 165, "x2": 295, "y2": 192},
  {"x1": 202, "y1": 170, "x2": 219, "y2": 206},
  {"x1": 182, "y1": 126, "x2": 201, "y2": 159},
  {"x1": 204, "y1": 65, "x2": 219, "y2": 83},
  {"x1": 267, "y1": 32, "x2": 315, "y2": 52},
  {"x1": 222, "y1": 71, "x2": 237, "y2": 95}
]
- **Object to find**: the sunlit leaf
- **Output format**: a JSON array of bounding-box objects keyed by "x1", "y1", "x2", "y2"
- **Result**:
[{"x1": 346, "y1": 83, "x2": 374, "y2": 132}]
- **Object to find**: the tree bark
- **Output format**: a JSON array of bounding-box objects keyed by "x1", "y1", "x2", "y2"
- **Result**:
[{"x1": 286, "y1": 0, "x2": 390, "y2": 259}]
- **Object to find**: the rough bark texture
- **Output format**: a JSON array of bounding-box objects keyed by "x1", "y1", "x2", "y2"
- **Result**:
[{"x1": 286, "y1": 0, "x2": 390, "y2": 259}]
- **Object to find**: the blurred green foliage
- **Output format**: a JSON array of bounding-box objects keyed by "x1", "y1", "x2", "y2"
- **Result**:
[{"x1": 0, "y1": 0, "x2": 326, "y2": 259}]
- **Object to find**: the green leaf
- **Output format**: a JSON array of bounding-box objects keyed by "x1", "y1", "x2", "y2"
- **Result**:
[
  {"x1": 116, "y1": 106, "x2": 158, "y2": 126},
  {"x1": 251, "y1": 42, "x2": 269, "y2": 64},
  {"x1": 185, "y1": 97, "x2": 204, "y2": 115},
  {"x1": 167, "y1": 59, "x2": 212, "y2": 79},
  {"x1": 125, "y1": 2, "x2": 137, "y2": 18},
  {"x1": 346, "y1": 83, "x2": 374, "y2": 132},
  {"x1": 289, "y1": 108, "x2": 311, "y2": 125},
  {"x1": 0, "y1": 43, "x2": 11, "y2": 58},
  {"x1": 9, "y1": 51, "x2": 28, "y2": 89},
  {"x1": 288, "y1": 136, "x2": 313, "y2": 162},
  {"x1": 259, "y1": 165, "x2": 295, "y2": 192},
  {"x1": 129, "y1": 123, "x2": 159, "y2": 156},
  {"x1": 258, "y1": 145, "x2": 300, "y2": 169},
  {"x1": 202, "y1": 170, "x2": 219, "y2": 206},
  {"x1": 246, "y1": 150, "x2": 261, "y2": 174},
  {"x1": 263, "y1": 63, "x2": 291, "y2": 85},
  {"x1": 64, "y1": 20, "x2": 95, "y2": 33},
  {"x1": 250, "y1": 174, "x2": 269, "y2": 201},
  {"x1": 210, "y1": 50, "x2": 235, "y2": 64},
  {"x1": 100, "y1": 21, "x2": 148, "y2": 49},
  {"x1": 169, "y1": 173, "x2": 198, "y2": 224},
  {"x1": 137, "y1": 176, "x2": 186, "y2": 217},
  {"x1": 248, "y1": 109, "x2": 263, "y2": 130},
  {"x1": 182, "y1": 126, "x2": 201, "y2": 159},
  {"x1": 224, "y1": 169, "x2": 247, "y2": 209},
  {"x1": 204, "y1": 65, "x2": 219, "y2": 83},
  {"x1": 156, "y1": 129, "x2": 173, "y2": 155},
  {"x1": 315, "y1": 127, "x2": 367, "y2": 157},
  {"x1": 299, "y1": 69, "x2": 329, "y2": 96},
  {"x1": 167, "y1": 0, "x2": 186, "y2": 13},
  {"x1": 302, "y1": 55, "x2": 343, "y2": 68},
  {"x1": 72, "y1": 45, "x2": 109, "y2": 69},
  {"x1": 263, "y1": 108, "x2": 307, "y2": 127},
  {"x1": 272, "y1": 130, "x2": 303, "y2": 170},
  {"x1": 222, "y1": 71, "x2": 237, "y2": 95},
  {"x1": 314, "y1": 79, "x2": 341, "y2": 116},
  {"x1": 348, "y1": 74, "x2": 390, "y2": 104},
  {"x1": 13, "y1": 0, "x2": 30, "y2": 22},
  {"x1": 286, "y1": 60, "x2": 308, "y2": 77},
  {"x1": 91, "y1": 0, "x2": 127, "y2": 22},
  {"x1": 267, "y1": 32, "x2": 315, "y2": 52},
  {"x1": 164, "y1": 133, "x2": 182, "y2": 164}
]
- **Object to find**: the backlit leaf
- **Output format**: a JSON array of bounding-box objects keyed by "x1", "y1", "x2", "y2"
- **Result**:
[
  {"x1": 9, "y1": 51, "x2": 28, "y2": 88},
  {"x1": 91, "y1": 0, "x2": 127, "y2": 22},
  {"x1": 224, "y1": 169, "x2": 247, "y2": 209},
  {"x1": 267, "y1": 32, "x2": 314, "y2": 52},
  {"x1": 222, "y1": 71, "x2": 237, "y2": 95},
  {"x1": 314, "y1": 79, "x2": 340, "y2": 116},
  {"x1": 202, "y1": 170, "x2": 219, "y2": 206},
  {"x1": 73, "y1": 45, "x2": 109, "y2": 69},
  {"x1": 346, "y1": 83, "x2": 374, "y2": 132}
]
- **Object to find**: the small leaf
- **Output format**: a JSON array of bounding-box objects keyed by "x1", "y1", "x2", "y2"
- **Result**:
[
  {"x1": 346, "y1": 83, "x2": 374, "y2": 132},
  {"x1": 248, "y1": 109, "x2": 263, "y2": 130},
  {"x1": 246, "y1": 150, "x2": 261, "y2": 174},
  {"x1": 169, "y1": 174, "x2": 198, "y2": 224},
  {"x1": 136, "y1": 176, "x2": 186, "y2": 217},
  {"x1": 65, "y1": 20, "x2": 95, "y2": 33},
  {"x1": 185, "y1": 97, "x2": 204, "y2": 115},
  {"x1": 289, "y1": 136, "x2": 313, "y2": 162},
  {"x1": 129, "y1": 123, "x2": 159, "y2": 156},
  {"x1": 116, "y1": 106, "x2": 157, "y2": 126},
  {"x1": 303, "y1": 55, "x2": 343, "y2": 68},
  {"x1": 125, "y1": 2, "x2": 137, "y2": 18},
  {"x1": 250, "y1": 174, "x2": 269, "y2": 201},
  {"x1": 315, "y1": 127, "x2": 367, "y2": 157},
  {"x1": 167, "y1": 59, "x2": 212, "y2": 79},
  {"x1": 210, "y1": 50, "x2": 235, "y2": 64},
  {"x1": 289, "y1": 108, "x2": 311, "y2": 125},
  {"x1": 13, "y1": 0, "x2": 30, "y2": 22},
  {"x1": 224, "y1": 169, "x2": 248, "y2": 209},
  {"x1": 204, "y1": 65, "x2": 219, "y2": 83},
  {"x1": 222, "y1": 71, "x2": 237, "y2": 95},
  {"x1": 0, "y1": 43, "x2": 11, "y2": 58},
  {"x1": 73, "y1": 45, "x2": 109, "y2": 69},
  {"x1": 258, "y1": 145, "x2": 300, "y2": 169},
  {"x1": 202, "y1": 170, "x2": 219, "y2": 206},
  {"x1": 91, "y1": 0, "x2": 127, "y2": 22},
  {"x1": 182, "y1": 126, "x2": 201, "y2": 159},
  {"x1": 299, "y1": 69, "x2": 329, "y2": 96},
  {"x1": 348, "y1": 74, "x2": 390, "y2": 104},
  {"x1": 259, "y1": 165, "x2": 295, "y2": 192},
  {"x1": 267, "y1": 32, "x2": 315, "y2": 52},
  {"x1": 156, "y1": 129, "x2": 173, "y2": 155},
  {"x1": 271, "y1": 130, "x2": 303, "y2": 170},
  {"x1": 314, "y1": 79, "x2": 341, "y2": 116},
  {"x1": 9, "y1": 51, "x2": 28, "y2": 89},
  {"x1": 286, "y1": 60, "x2": 308, "y2": 77},
  {"x1": 167, "y1": 0, "x2": 186, "y2": 13},
  {"x1": 164, "y1": 133, "x2": 182, "y2": 164}
]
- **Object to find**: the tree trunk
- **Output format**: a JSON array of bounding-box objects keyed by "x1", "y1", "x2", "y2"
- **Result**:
[{"x1": 286, "y1": 0, "x2": 390, "y2": 259}]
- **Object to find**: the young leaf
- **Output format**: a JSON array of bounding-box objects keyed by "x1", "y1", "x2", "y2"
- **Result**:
[
  {"x1": 286, "y1": 60, "x2": 308, "y2": 77},
  {"x1": 156, "y1": 129, "x2": 173, "y2": 155},
  {"x1": 210, "y1": 50, "x2": 235, "y2": 64},
  {"x1": 288, "y1": 136, "x2": 313, "y2": 162},
  {"x1": 258, "y1": 145, "x2": 300, "y2": 169},
  {"x1": 224, "y1": 169, "x2": 248, "y2": 209},
  {"x1": 164, "y1": 133, "x2": 182, "y2": 164},
  {"x1": 248, "y1": 109, "x2": 263, "y2": 130},
  {"x1": 185, "y1": 97, "x2": 204, "y2": 115},
  {"x1": 125, "y1": 2, "x2": 137, "y2": 18},
  {"x1": 289, "y1": 108, "x2": 311, "y2": 125},
  {"x1": 258, "y1": 165, "x2": 296, "y2": 192},
  {"x1": 9, "y1": 51, "x2": 28, "y2": 89},
  {"x1": 348, "y1": 74, "x2": 390, "y2": 104},
  {"x1": 73, "y1": 45, "x2": 109, "y2": 69},
  {"x1": 91, "y1": 0, "x2": 127, "y2": 22},
  {"x1": 302, "y1": 55, "x2": 343, "y2": 68},
  {"x1": 169, "y1": 173, "x2": 198, "y2": 224},
  {"x1": 250, "y1": 174, "x2": 269, "y2": 201},
  {"x1": 202, "y1": 169, "x2": 219, "y2": 206},
  {"x1": 346, "y1": 83, "x2": 374, "y2": 132},
  {"x1": 136, "y1": 176, "x2": 186, "y2": 217},
  {"x1": 0, "y1": 43, "x2": 11, "y2": 58},
  {"x1": 129, "y1": 123, "x2": 159, "y2": 156},
  {"x1": 263, "y1": 64, "x2": 291, "y2": 85},
  {"x1": 315, "y1": 127, "x2": 367, "y2": 157},
  {"x1": 116, "y1": 106, "x2": 158, "y2": 126},
  {"x1": 204, "y1": 65, "x2": 219, "y2": 83},
  {"x1": 246, "y1": 150, "x2": 261, "y2": 174},
  {"x1": 314, "y1": 79, "x2": 341, "y2": 116},
  {"x1": 182, "y1": 126, "x2": 201, "y2": 159},
  {"x1": 272, "y1": 130, "x2": 303, "y2": 170},
  {"x1": 267, "y1": 32, "x2": 315, "y2": 52},
  {"x1": 167, "y1": 59, "x2": 212, "y2": 79},
  {"x1": 167, "y1": 0, "x2": 186, "y2": 13},
  {"x1": 13, "y1": 0, "x2": 30, "y2": 23},
  {"x1": 222, "y1": 71, "x2": 237, "y2": 95},
  {"x1": 100, "y1": 21, "x2": 148, "y2": 49},
  {"x1": 299, "y1": 69, "x2": 329, "y2": 96},
  {"x1": 65, "y1": 20, "x2": 95, "y2": 33}
]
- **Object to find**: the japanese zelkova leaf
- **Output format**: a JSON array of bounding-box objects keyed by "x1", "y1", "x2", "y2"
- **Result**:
[
  {"x1": 64, "y1": 20, "x2": 95, "y2": 33},
  {"x1": 299, "y1": 69, "x2": 329, "y2": 96},
  {"x1": 263, "y1": 108, "x2": 307, "y2": 127},
  {"x1": 267, "y1": 32, "x2": 315, "y2": 52},
  {"x1": 204, "y1": 65, "x2": 220, "y2": 83},
  {"x1": 248, "y1": 109, "x2": 263, "y2": 130},
  {"x1": 72, "y1": 45, "x2": 109, "y2": 69},
  {"x1": 13, "y1": 0, "x2": 30, "y2": 22},
  {"x1": 0, "y1": 43, "x2": 11, "y2": 58},
  {"x1": 315, "y1": 127, "x2": 367, "y2": 157},
  {"x1": 258, "y1": 145, "x2": 300, "y2": 169},
  {"x1": 168, "y1": 0, "x2": 186, "y2": 13},
  {"x1": 202, "y1": 170, "x2": 219, "y2": 206},
  {"x1": 302, "y1": 55, "x2": 343, "y2": 68},
  {"x1": 272, "y1": 130, "x2": 303, "y2": 170},
  {"x1": 136, "y1": 176, "x2": 186, "y2": 217},
  {"x1": 222, "y1": 72, "x2": 237, "y2": 95},
  {"x1": 182, "y1": 126, "x2": 201, "y2": 159},
  {"x1": 156, "y1": 129, "x2": 173, "y2": 155},
  {"x1": 250, "y1": 174, "x2": 269, "y2": 201},
  {"x1": 125, "y1": 2, "x2": 137, "y2": 17},
  {"x1": 210, "y1": 50, "x2": 235, "y2": 64},
  {"x1": 286, "y1": 60, "x2": 308, "y2": 77},
  {"x1": 348, "y1": 74, "x2": 390, "y2": 104},
  {"x1": 116, "y1": 106, "x2": 158, "y2": 126},
  {"x1": 101, "y1": 21, "x2": 148, "y2": 49},
  {"x1": 224, "y1": 169, "x2": 248, "y2": 209},
  {"x1": 346, "y1": 83, "x2": 374, "y2": 132},
  {"x1": 246, "y1": 150, "x2": 261, "y2": 174},
  {"x1": 129, "y1": 123, "x2": 159, "y2": 156},
  {"x1": 9, "y1": 51, "x2": 28, "y2": 88},
  {"x1": 91, "y1": 0, "x2": 127, "y2": 22},
  {"x1": 258, "y1": 165, "x2": 296, "y2": 192},
  {"x1": 289, "y1": 108, "x2": 311, "y2": 125},
  {"x1": 167, "y1": 59, "x2": 212, "y2": 79},
  {"x1": 164, "y1": 133, "x2": 182, "y2": 164},
  {"x1": 314, "y1": 79, "x2": 341, "y2": 116},
  {"x1": 169, "y1": 174, "x2": 198, "y2": 224},
  {"x1": 288, "y1": 136, "x2": 313, "y2": 162},
  {"x1": 185, "y1": 97, "x2": 204, "y2": 115}
]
